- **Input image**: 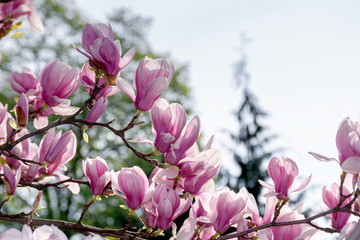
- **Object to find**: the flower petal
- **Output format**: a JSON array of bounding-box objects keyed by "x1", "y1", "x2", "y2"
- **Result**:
[
  {"x1": 291, "y1": 174, "x2": 312, "y2": 193},
  {"x1": 116, "y1": 77, "x2": 136, "y2": 102},
  {"x1": 309, "y1": 152, "x2": 339, "y2": 163},
  {"x1": 341, "y1": 156, "x2": 360, "y2": 174}
]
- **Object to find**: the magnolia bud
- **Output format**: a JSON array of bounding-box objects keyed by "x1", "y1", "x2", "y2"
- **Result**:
[{"x1": 32, "y1": 191, "x2": 42, "y2": 213}]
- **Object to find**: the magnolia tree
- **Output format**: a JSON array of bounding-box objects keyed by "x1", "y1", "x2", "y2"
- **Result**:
[{"x1": 1, "y1": 1, "x2": 360, "y2": 240}]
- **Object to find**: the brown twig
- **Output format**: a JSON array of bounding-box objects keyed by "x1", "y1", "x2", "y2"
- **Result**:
[
  {"x1": 1, "y1": 151, "x2": 42, "y2": 166},
  {"x1": 219, "y1": 197, "x2": 359, "y2": 240},
  {"x1": 0, "y1": 197, "x2": 10, "y2": 210},
  {"x1": 0, "y1": 212, "x2": 147, "y2": 239},
  {"x1": 272, "y1": 198, "x2": 289, "y2": 223},
  {"x1": 73, "y1": 118, "x2": 166, "y2": 168},
  {"x1": 16, "y1": 178, "x2": 89, "y2": 191},
  {"x1": 77, "y1": 197, "x2": 97, "y2": 224}
]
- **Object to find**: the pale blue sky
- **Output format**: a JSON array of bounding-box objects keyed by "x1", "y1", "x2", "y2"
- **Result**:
[
  {"x1": 77, "y1": 2, "x2": 360, "y2": 237},
  {"x1": 76, "y1": 0, "x2": 360, "y2": 180}
]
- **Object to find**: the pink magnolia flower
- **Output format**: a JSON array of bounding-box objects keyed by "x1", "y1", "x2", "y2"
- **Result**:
[
  {"x1": 0, "y1": 0, "x2": 44, "y2": 34},
  {"x1": 9, "y1": 60, "x2": 80, "y2": 129},
  {"x1": 259, "y1": 156, "x2": 311, "y2": 200},
  {"x1": 81, "y1": 23, "x2": 116, "y2": 53},
  {"x1": 310, "y1": 117, "x2": 360, "y2": 174},
  {"x1": 239, "y1": 187, "x2": 262, "y2": 227},
  {"x1": 340, "y1": 220, "x2": 360, "y2": 240},
  {"x1": 80, "y1": 61, "x2": 119, "y2": 99},
  {"x1": 170, "y1": 217, "x2": 197, "y2": 240},
  {"x1": 336, "y1": 117, "x2": 360, "y2": 164},
  {"x1": 156, "y1": 187, "x2": 181, "y2": 230},
  {"x1": 322, "y1": 183, "x2": 351, "y2": 230},
  {"x1": 20, "y1": 58, "x2": 80, "y2": 129},
  {"x1": 142, "y1": 184, "x2": 191, "y2": 231},
  {"x1": 33, "y1": 225, "x2": 68, "y2": 240},
  {"x1": 148, "y1": 166, "x2": 184, "y2": 194},
  {"x1": 213, "y1": 188, "x2": 247, "y2": 234},
  {"x1": 111, "y1": 166, "x2": 149, "y2": 210},
  {"x1": 190, "y1": 192, "x2": 216, "y2": 229},
  {"x1": 0, "y1": 224, "x2": 68, "y2": 240},
  {"x1": 40, "y1": 58, "x2": 80, "y2": 108},
  {"x1": 0, "y1": 224, "x2": 33, "y2": 240},
  {"x1": 259, "y1": 196, "x2": 317, "y2": 240},
  {"x1": 150, "y1": 98, "x2": 186, "y2": 153},
  {"x1": 178, "y1": 148, "x2": 221, "y2": 195},
  {"x1": 164, "y1": 115, "x2": 201, "y2": 166},
  {"x1": 9, "y1": 67, "x2": 41, "y2": 102},
  {"x1": 192, "y1": 187, "x2": 247, "y2": 234},
  {"x1": 9, "y1": 67, "x2": 44, "y2": 127},
  {"x1": 3, "y1": 164, "x2": 21, "y2": 195},
  {"x1": 76, "y1": 23, "x2": 135, "y2": 81},
  {"x1": 38, "y1": 128, "x2": 77, "y2": 176},
  {"x1": 15, "y1": 93, "x2": 29, "y2": 127},
  {"x1": 82, "y1": 157, "x2": 110, "y2": 195},
  {"x1": 117, "y1": 56, "x2": 174, "y2": 111}
]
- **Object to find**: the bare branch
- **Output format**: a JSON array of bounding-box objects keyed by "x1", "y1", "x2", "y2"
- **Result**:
[{"x1": 0, "y1": 212, "x2": 147, "y2": 239}]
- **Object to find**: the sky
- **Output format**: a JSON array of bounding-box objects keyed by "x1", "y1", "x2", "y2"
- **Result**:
[{"x1": 76, "y1": 1, "x2": 360, "y2": 237}]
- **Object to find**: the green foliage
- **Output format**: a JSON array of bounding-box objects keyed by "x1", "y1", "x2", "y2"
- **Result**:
[{"x1": 0, "y1": 0, "x2": 192, "y2": 236}]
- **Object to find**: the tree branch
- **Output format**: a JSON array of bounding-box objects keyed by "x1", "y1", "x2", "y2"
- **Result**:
[
  {"x1": 0, "y1": 212, "x2": 147, "y2": 239},
  {"x1": 218, "y1": 204, "x2": 358, "y2": 239}
]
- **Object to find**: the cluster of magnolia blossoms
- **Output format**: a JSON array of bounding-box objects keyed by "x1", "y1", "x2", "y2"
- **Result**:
[
  {"x1": 0, "y1": 21, "x2": 222, "y2": 239},
  {"x1": 1, "y1": 18, "x2": 360, "y2": 240},
  {"x1": 0, "y1": 0, "x2": 44, "y2": 36},
  {"x1": 0, "y1": 0, "x2": 44, "y2": 62}
]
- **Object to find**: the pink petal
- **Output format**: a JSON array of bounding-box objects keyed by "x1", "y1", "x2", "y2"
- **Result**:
[
  {"x1": 340, "y1": 221, "x2": 360, "y2": 240},
  {"x1": 81, "y1": 24, "x2": 102, "y2": 53},
  {"x1": 33, "y1": 225, "x2": 68, "y2": 240},
  {"x1": 294, "y1": 228, "x2": 318, "y2": 240},
  {"x1": 27, "y1": 6, "x2": 44, "y2": 34},
  {"x1": 120, "y1": 47, "x2": 136, "y2": 69},
  {"x1": 54, "y1": 172, "x2": 80, "y2": 194},
  {"x1": 258, "y1": 180, "x2": 275, "y2": 190},
  {"x1": 0, "y1": 228, "x2": 22, "y2": 239},
  {"x1": 116, "y1": 77, "x2": 135, "y2": 102},
  {"x1": 34, "y1": 116, "x2": 48, "y2": 129},
  {"x1": 128, "y1": 137, "x2": 154, "y2": 146},
  {"x1": 85, "y1": 97, "x2": 108, "y2": 123},
  {"x1": 136, "y1": 76, "x2": 169, "y2": 111},
  {"x1": 291, "y1": 174, "x2": 312, "y2": 193},
  {"x1": 157, "y1": 198, "x2": 173, "y2": 230},
  {"x1": 95, "y1": 23, "x2": 115, "y2": 41},
  {"x1": 92, "y1": 172, "x2": 110, "y2": 195},
  {"x1": 341, "y1": 156, "x2": 360, "y2": 174},
  {"x1": 309, "y1": 151, "x2": 339, "y2": 163}
]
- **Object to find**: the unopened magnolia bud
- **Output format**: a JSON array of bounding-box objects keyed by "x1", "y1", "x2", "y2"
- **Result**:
[
  {"x1": 14, "y1": 93, "x2": 29, "y2": 128},
  {"x1": 32, "y1": 191, "x2": 42, "y2": 212},
  {"x1": 102, "y1": 189, "x2": 114, "y2": 196},
  {"x1": 14, "y1": 106, "x2": 26, "y2": 127},
  {"x1": 354, "y1": 200, "x2": 360, "y2": 212}
]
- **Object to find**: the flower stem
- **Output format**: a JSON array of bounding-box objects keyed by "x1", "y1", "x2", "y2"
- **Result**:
[{"x1": 77, "y1": 195, "x2": 97, "y2": 224}]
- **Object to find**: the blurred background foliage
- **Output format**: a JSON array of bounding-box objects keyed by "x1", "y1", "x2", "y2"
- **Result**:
[{"x1": 0, "y1": 0, "x2": 191, "y2": 237}]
